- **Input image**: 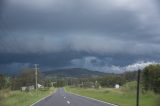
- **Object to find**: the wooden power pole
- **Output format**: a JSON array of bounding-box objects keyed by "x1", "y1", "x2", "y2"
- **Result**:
[{"x1": 34, "y1": 64, "x2": 39, "y2": 91}]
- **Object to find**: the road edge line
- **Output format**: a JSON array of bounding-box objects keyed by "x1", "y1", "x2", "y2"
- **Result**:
[
  {"x1": 30, "y1": 88, "x2": 57, "y2": 106},
  {"x1": 68, "y1": 92, "x2": 118, "y2": 106}
]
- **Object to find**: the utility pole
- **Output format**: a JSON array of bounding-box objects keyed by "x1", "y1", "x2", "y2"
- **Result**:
[
  {"x1": 34, "y1": 64, "x2": 39, "y2": 91},
  {"x1": 136, "y1": 69, "x2": 141, "y2": 106}
]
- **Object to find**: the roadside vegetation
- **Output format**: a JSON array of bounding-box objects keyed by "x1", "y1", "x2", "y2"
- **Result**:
[
  {"x1": 0, "y1": 87, "x2": 55, "y2": 106},
  {"x1": 66, "y1": 82, "x2": 160, "y2": 106},
  {"x1": 0, "y1": 68, "x2": 56, "y2": 106}
]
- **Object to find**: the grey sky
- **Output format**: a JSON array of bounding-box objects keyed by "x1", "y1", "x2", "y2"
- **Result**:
[{"x1": 0, "y1": 0, "x2": 160, "y2": 73}]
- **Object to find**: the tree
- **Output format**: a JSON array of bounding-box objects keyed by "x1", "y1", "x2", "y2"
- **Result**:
[
  {"x1": 0, "y1": 74, "x2": 5, "y2": 89},
  {"x1": 142, "y1": 64, "x2": 160, "y2": 93},
  {"x1": 11, "y1": 68, "x2": 42, "y2": 90},
  {"x1": 19, "y1": 68, "x2": 35, "y2": 86}
]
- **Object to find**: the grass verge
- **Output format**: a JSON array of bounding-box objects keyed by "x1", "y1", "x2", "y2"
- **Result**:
[
  {"x1": 65, "y1": 86, "x2": 160, "y2": 106},
  {"x1": 0, "y1": 87, "x2": 55, "y2": 106}
]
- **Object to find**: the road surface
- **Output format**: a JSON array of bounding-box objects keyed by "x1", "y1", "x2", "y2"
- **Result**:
[{"x1": 33, "y1": 88, "x2": 116, "y2": 106}]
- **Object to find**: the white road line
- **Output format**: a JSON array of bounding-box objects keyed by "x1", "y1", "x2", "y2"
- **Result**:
[
  {"x1": 30, "y1": 95, "x2": 51, "y2": 106},
  {"x1": 67, "y1": 101, "x2": 71, "y2": 104},
  {"x1": 30, "y1": 89, "x2": 57, "y2": 106},
  {"x1": 68, "y1": 92, "x2": 118, "y2": 106}
]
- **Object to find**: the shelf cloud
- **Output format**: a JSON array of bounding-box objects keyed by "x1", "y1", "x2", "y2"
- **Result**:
[
  {"x1": 71, "y1": 56, "x2": 158, "y2": 73},
  {"x1": 0, "y1": 0, "x2": 160, "y2": 73}
]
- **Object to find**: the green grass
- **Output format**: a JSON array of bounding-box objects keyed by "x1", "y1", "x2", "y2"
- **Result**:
[
  {"x1": 0, "y1": 87, "x2": 55, "y2": 106},
  {"x1": 65, "y1": 83, "x2": 160, "y2": 106}
]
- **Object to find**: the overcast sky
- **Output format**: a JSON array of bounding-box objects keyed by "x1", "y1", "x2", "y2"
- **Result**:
[{"x1": 0, "y1": 0, "x2": 160, "y2": 74}]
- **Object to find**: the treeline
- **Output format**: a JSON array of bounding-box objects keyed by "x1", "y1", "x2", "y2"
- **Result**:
[
  {"x1": 0, "y1": 64, "x2": 160, "y2": 94},
  {"x1": 64, "y1": 64, "x2": 160, "y2": 94},
  {"x1": 0, "y1": 68, "x2": 54, "y2": 90},
  {"x1": 63, "y1": 71, "x2": 137, "y2": 88},
  {"x1": 98, "y1": 71, "x2": 137, "y2": 87},
  {"x1": 0, "y1": 69, "x2": 138, "y2": 90}
]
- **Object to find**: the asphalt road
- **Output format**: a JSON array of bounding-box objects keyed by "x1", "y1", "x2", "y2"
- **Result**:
[{"x1": 33, "y1": 88, "x2": 116, "y2": 106}]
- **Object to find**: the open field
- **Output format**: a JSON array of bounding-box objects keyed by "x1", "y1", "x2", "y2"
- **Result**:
[
  {"x1": 0, "y1": 87, "x2": 55, "y2": 106},
  {"x1": 65, "y1": 82, "x2": 160, "y2": 106}
]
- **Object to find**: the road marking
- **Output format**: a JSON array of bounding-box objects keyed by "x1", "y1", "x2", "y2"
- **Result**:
[
  {"x1": 68, "y1": 92, "x2": 118, "y2": 106},
  {"x1": 67, "y1": 101, "x2": 71, "y2": 104},
  {"x1": 30, "y1": 95, "x2": 51, "y2": 106}
]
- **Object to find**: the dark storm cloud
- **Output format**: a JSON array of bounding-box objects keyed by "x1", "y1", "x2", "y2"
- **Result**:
[
  {"x1": 1, "y1": 0, "x2": 139, "y2": 35},
  {"x1": 0, "y1": 0, "x2": 160, "y2": 73}
]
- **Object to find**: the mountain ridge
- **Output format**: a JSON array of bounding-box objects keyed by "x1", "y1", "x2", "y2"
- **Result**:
[{"x1": 42, "y1": 68, "x2": 107, "y2": 78}]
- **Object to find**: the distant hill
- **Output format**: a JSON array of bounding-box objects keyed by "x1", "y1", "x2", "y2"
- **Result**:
[{"x1": 42, "y1": 68, "x2": 107, "y2": 78}]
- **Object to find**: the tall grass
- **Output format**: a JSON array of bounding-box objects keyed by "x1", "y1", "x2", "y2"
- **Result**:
[{"x1": 0, "y1": 87, "x2": 55, "y2": 106}]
